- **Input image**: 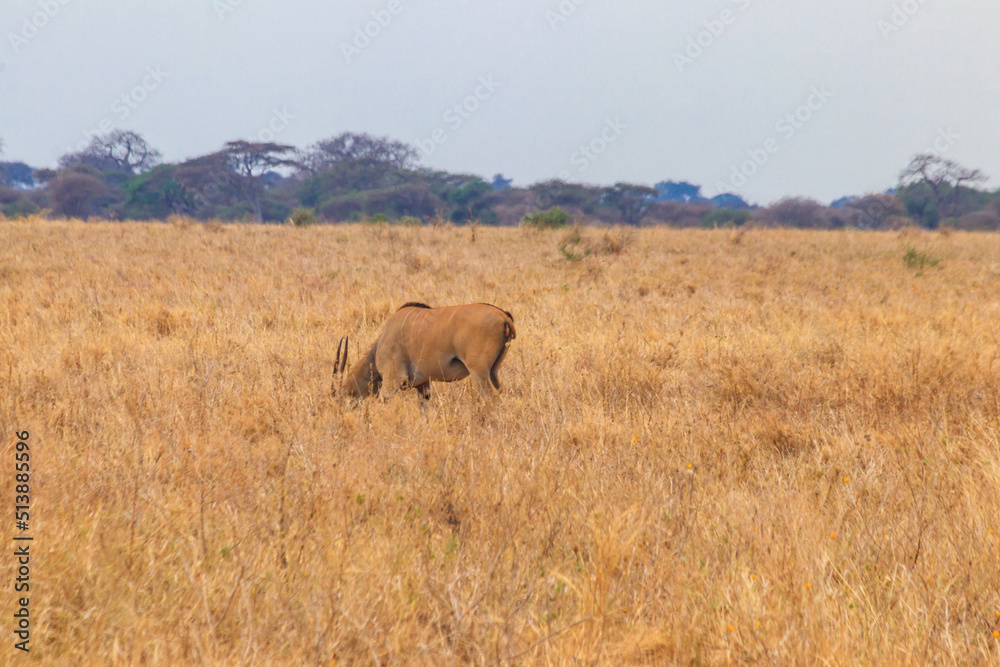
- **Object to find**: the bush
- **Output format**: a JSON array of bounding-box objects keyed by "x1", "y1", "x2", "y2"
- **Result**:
[
  {"x1": 523, "y1": 206, "x2": 570, "y2": 229},
  {"x1": 0, "y1": 186, "x2": 20, "y2": 205},
  {"x1": 702, "y1": 208, "x2": 752, "y2": 228},
  {"x1": 49, "y1": 170, "x2": 112, "y2": 218},
  {"x1": 645, "y1": 201, "x2": 714, "y2": 227},
  {"x1": 558, "y1": 230, "x2": 591, "y2": 262},
  {"x1": 319, "y1": 197, "x2": 362, "y2": 221},
  {"x1": 759, "y1": 197, "x2": 830, "y2": 229},
  {"x1": 395, "y1": 216, "x2": 422, "y2": 226},
  {"x1": 949, "y1": 210, "x2": 1000, "y2": 231},
  {"x1": 260, "y1": 198, "x2": 293, "y2": 223},
  {"x1": 852, "y1": 193, "x2": 906, "y2": 229},
  {"x1": 903, "y1": 247, "x2": 940, "y2": 270},
  {"x1": 289, "y1": 207, "x2": 316, "y2": 227},
  {"x1": 2, "y1": 197, "x2": 39, "y2": 218}
]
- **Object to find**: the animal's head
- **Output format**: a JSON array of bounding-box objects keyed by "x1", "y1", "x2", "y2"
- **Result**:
[{"x1": 331, "y1": 336, "x2": 381, "y2": 399}]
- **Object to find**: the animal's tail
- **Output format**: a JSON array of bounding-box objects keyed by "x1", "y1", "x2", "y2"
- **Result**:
[
  {"x1": 503, "y1": 311, "x2": 516, "y2": 343},
  {"x1": 479, "y1": 303, "x2": 516, "y2": 342},
  {"x1": 490, "y1": 311, "x2": 516, "y2": 391}
]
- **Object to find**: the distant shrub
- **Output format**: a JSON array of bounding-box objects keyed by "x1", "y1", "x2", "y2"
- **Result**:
[
  {"x1": 318, "y1": 197, "x2": 362, "y2": 222},
  {"x1": 369, "y1": 213, "x2": 389, "y2": 224},
  {"x1": 558, "y1": 229, "x2": 591, "y2": 261},
  {"x1": 2, "y1": 196, "x2": 39, "y2": 219},
  {"x1": 903, "y1": 246, "x2": 940, "y2": 270},
  {"x1": 645, "y1": 201, "x2": 715, "y2": 227},
  {"x1": 702, "y1": 208, "x2": 752, "y2": 228},
  {"x1": 395, "y1": 215, "x2": 422, "y2": 226},
  {"x1": 759, "y1": 197, "x2": 830, "y2": 229},
  {"x1": 848, "y1": 193, "x2": 906, "y2": 229},
  {"x1": 289, "y1": 207, "x2": 316, "y2": 227},
  {"x1": 0, "y1": 186, "x2": 20, "y2": 205},
  {"x1": 950, "y1": 210, "x2": 1000, "y2": 231},
  {"x1": 524, "y1": 206, "x2": 570, "y2": 229}
]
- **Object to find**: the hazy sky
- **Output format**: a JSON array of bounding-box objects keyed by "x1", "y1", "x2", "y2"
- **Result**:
[{"x1": 2, "y1": 0, "x2": 998, "y2": 204}]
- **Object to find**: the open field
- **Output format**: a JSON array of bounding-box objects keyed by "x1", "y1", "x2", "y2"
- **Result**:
[{"x1": 1, "y1": 218, "x2": 999, "y2": 664}]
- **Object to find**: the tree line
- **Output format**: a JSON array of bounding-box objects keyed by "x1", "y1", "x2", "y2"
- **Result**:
[{"x1": 1, "y1": 130, "x2": 998, "y2": 230}]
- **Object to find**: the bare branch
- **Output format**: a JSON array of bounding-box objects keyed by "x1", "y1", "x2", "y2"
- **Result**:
[{"x1": 59, "y1": 130, "x2": 162, "y2": 174}]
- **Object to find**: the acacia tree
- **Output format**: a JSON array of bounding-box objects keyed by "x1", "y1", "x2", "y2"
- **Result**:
[
  {"x1": 220, "y1": 140, "x2": 299, "y2": 222},
  {"x1": 900, "y1": 154, "x2": 987, "y2": 225},
  {"x1": 300, "y1": 132, "x2": 418, "y2": 174},
  {"x1": 59, "y1": 130, "x2": 162, "y2": 174},
  {"x1": 604, "y1": 182, "x2": 657, "y2": 225},
  {"x1": 852, "y1": 193, "x2": 905, "y2": 229},
  {"x1": 528, "y1": 179, "x2": 603, "y2": 214},
  {"x1": 175, "y1": 152, "x2": 236, "y2": 217}
]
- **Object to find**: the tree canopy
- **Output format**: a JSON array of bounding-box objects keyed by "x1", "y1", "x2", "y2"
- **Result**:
[
  {"x1": 59, "y1": 130, "x2": 162, "y2": 175},
  {"x1": 2, "y1": 130, "x2": 997, "y2": 230}
]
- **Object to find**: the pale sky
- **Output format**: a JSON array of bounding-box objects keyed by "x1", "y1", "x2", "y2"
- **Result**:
[{"x1": 2, "y1": 0, "x2": 998, "y2": 204}]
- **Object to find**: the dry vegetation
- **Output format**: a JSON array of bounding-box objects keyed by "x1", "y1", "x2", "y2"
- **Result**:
[{"x1": 2, "y1": 217, "x2": 1000, "y2": 665}]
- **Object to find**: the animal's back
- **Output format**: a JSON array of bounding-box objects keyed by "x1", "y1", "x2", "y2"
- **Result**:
[{"x1": 394, "y1": 302, "x2": 515, "y2": 360}]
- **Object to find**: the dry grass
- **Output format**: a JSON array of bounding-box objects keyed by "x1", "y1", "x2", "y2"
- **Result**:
[{"x1": 2, "y1": 218, "x2": 1000, "y2": 665}]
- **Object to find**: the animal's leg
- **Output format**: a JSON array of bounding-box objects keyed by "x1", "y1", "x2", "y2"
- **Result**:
[
  {"x1": 489, "y1": 342, "x2": 510, "y2": 391},
  {"x1": 470, "y1": 371, "x2": 499, "y2": 400},
  {"x1": 379, "y1": 359, "x2": 408, "y2": 401},
  {"x1": 416, "y1": 382, "x2": 431, "y2": 409},
  {"x1": 466, "y1": 330, "x2": 510, "y2": 396}
]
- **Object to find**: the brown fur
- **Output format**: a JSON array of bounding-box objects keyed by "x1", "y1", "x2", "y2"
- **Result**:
[
  {"x1": 333, "y1": 303, "x2": 516, "y2": 402},
  {"x1": 476, "y1": 302, "x2": 514, "y2": 322}
]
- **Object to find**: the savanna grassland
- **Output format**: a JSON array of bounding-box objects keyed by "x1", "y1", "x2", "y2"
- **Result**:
[{"x1": 2, "y1": 218, "x2": 1000, "y2": 665}]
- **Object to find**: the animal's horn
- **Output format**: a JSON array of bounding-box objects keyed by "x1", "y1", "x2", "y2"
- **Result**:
[
  {"x1": 334, "y1": 337, "x2": 345, "y2": 374},
  {"x1": 343, "y1": 337, "x2": 349, "y2": 373}
]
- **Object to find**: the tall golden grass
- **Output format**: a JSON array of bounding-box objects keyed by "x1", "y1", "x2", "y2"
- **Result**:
[{"x1": 1, "y1": 217, "x2": 999, "y2": 664}]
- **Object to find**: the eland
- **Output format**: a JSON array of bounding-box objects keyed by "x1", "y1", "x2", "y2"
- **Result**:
[{"x1": 332, "y1": 302, "x2": 516, "y2": 402}]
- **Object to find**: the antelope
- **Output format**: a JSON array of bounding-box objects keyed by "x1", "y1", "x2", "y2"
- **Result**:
[{"x1": 331, "y1": 302, "x2": 516, "y2": 403}]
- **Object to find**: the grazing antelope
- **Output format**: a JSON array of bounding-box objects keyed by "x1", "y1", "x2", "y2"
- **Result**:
[{"x1": 331, "y1": 302, "x2": 516, "y2": 402}]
